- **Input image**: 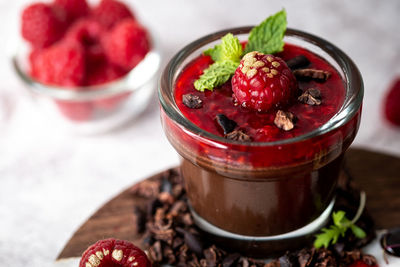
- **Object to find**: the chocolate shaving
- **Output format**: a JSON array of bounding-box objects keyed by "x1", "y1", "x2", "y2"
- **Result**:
[
  {"x1": 225, "y1": 129, "x2": 252, "y2": 142},
  {"x1": 215, "y1": 114, "x2": 237, "y2": 134},
  {"x1": 183, "y1": 94, "x2": 203, "y2": 109},
  {"x1": 286, "y1": 55, "x2": 310, "y2": 69},
  {"x1": 274, "y1": 110, "x2": 296, "y2": 131},
  {"x1": 298, "y1": 88, "x2": 322, "y2": 105},
  {"x1": 293, "y1": 68, "x2": 331, "y2": 81}
]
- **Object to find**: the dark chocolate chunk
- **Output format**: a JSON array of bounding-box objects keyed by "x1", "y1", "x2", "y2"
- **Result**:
[
  {"x1": 222, "y1": 253, "x2": 240, "y2": 267},
  {"x1": 215, "y1": 114, "x2": 237, "y2": 134},
  {"x1": 133, "y1": 206, "x2": 146, "y2": 233},
  {"x1": 279, "y1": 256, "x2": 293, "y2": 267},
  {"x1": 176, "y1": 227, "x2": 204, "y2": 256},
  {"x1": 298, "y1": 88, "x2": 322, "y2": 105},
  {"x1": 224, "y1": 129, "x2": 252, "y2": 142},
  {"x1": 204, "y1": 247, "x2": 218, "y2": 267},
  {"x1": 293, "y1": 68, "x2": 331, "y2": 81},
  {"x1": 274, "y1": 110, "x2": 296, "y2": 131},
  {"x1": 183, "y1": 94, "x2": 203, "y2": 109},
  {"x1": 286, "y1": 55, "x2": 310, "y2": 69}
]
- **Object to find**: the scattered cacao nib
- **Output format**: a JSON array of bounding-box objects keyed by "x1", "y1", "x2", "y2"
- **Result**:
[
  {"x1": 183, "y1": 93, "x2": 203, "y2": 109},
  {"x1": 286, "y1": 55, "x2": 310, "y2": 69},
  {"x1": 298, "y1": 88, "x2": 322, "y2": 105},
  {"x1": 133, "y1": 206, "x2": 146, "y2": 233},
  {"x1": 274, "y1": 110, "x2": 296, "y2": 131},
  {"x1": 293, "y1": 68, "x2": 331, "y2": 81},
  {"x1": 130, "y1": 179, "x2": 160, "y2": 198},
  {"x1": 215, "y1": 114, "x2": 237, "y2": 134},
  {"x1": 131, "y1": 167, "x2": 377, "y2": 266},
  {"x1": 225, "y1": 129, "x2": 252, "y2": 142}
]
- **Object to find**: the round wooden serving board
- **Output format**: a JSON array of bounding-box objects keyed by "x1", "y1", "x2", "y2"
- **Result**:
[{"x1": 57, "y1": 148, "x2": 400, "y2": 260}]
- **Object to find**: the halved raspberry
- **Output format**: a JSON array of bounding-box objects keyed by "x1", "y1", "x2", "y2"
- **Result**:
[
  {"x1": 54, "y1": 0, "x2": 89, "y2": 22},
  {"x1": 21, "y1": 3, "x2": 67, "y2": 48},
  {"x1": 383, "y1": 77, "x2": 400, "y2": 126},
  {"x1": 30, "y1": 41, "x2": 85, "y2": 87},
  {"x1": 92, "y1": 0, "x2": 135, "y2": 29},
  {"x1": 79, "y1": 238, "x2": 151, "y2": 267},
  {"x1": 231, "y1": 51, "x2": 297, "y2": 112},
  {"x1": 55, "y1": 100, "x2": 92, "y2": 121},
  {"x1": 102, "y1": 19, "x2": 150, "y2": 71}
]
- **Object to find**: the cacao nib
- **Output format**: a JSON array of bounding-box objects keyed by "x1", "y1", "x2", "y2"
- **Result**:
[
  {"x1": 225, "y1": 129, "x2": 252, "y2": 142},
  {"x1": 286, "y1": 55, "x2": 310, "y2": 69},
  {"x1": 183, "y1": 93, "x2": 203, "y2": 109},
  {"x1": 298, "y1": 88, "x2": 322, "y2": 106},
  {"x1": 274, "y1": 110, "x2": 296, "y2": 131},
  {"x1": 293, "y1": 68, "x2": 331, "y2": 81},
  {"x1": 215, "y1": 114, "x2": 237, "y2": 134}
]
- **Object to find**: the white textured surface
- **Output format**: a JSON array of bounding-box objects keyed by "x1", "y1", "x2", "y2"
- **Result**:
[{"x1": 0, "y1": 0, "x2": 399, "y2": 266}]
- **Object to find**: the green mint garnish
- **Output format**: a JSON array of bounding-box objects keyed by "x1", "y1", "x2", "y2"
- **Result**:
[
  {"x1": 194, "y1": 60, "x2": 238, "y2": 92},
  {"x1": 204, "y1": 33, "x2": 243, "y2": 62},
  {"x1": 194, "y1": 9, "x2": 287, "y2": 92},
  {"x1": 244, "y1": 9, "x2": 287, "y2": 54},
  {"x1": 314, "y1": 192, "x2": 367, "y2": 249}
]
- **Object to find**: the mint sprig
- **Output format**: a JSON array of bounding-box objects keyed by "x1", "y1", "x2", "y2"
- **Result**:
[
  {"x1": 314, "y1": 192, "x2": 367, "y2": 249},
  {"x1": 194, "y1": 9, "x2": 287, "y2": 92},
  {"x1": 244, "y1": 9, "x2": 287, "y2": 54},
  {"x1": 194, "y1": 33, "x2": 242, "y2": 91},
  {"x1": 205, "y1": 33, "x2": 243, "y2": 62},
  {"x1": 194, "y1": 60, "x2": 238, "y2": 92}
]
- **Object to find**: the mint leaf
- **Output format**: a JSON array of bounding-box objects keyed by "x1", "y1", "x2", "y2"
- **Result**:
[
  {"x1": 244, "y1": 9, "x2": 287, "y2": 54},
  {"x1": 350, "y1": 225, "x2": 367, "y2": 239},
  {"x1": 314, "y1": 210, "x2": 367, "y2": 249},
  {"x1": 204, "y1": 45, "x2": 223, "y2": 62},
  {"x1": 194, "y1": 60, "x2": 238, "y2": 92},
  {"x1": 333, "y1": 210, "x2": 346, "y2": 226},
  {"x1": 204, "y1": 33, "x2": 243, "y2": 62},
  {"x1": 314, "y1": 226, "x2": 341, "y2": 249}
]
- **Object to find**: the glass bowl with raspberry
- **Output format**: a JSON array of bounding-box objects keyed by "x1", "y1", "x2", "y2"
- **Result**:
[
  {"x1": 13, "y1": 0, "x2": 161, "y2": 134},
  {"x1": 159, "y1": 12, "x2": 363, "y2": 256}
]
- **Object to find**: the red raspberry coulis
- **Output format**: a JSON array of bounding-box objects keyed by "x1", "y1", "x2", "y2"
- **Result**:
[{"x1": 174, "y1": 44, "x2": 345, "y2": 142}]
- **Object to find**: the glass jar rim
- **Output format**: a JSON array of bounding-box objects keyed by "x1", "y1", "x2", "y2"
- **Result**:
[{"x1": 159, "y1": 26, "x2": 363, "y2": 147}]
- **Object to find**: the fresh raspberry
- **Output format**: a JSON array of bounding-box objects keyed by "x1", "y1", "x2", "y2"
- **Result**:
[
  {"x1": 85, "y1": 63, "x2": 130, "y2": 109},
  {"x1": 66, "y1": 18, "x2": 106, "y2": 65},
  {"x1": 30, "y1": 41, "x2": 85, "y2": 87},
  {"x1": 92, "y1": 0, "x2": 135, "y2": 29},
  {"x1": 347, "y1": 259, "x2": 377, "y2": 267},
  {"x1": 54, "y1": 0, "x2": 89, "y2": 22},
  {"x1": 79, "y1": 238, "x2": 151, "y2": 267},
  {"x1": 383, "y1": 77, "x2": 400, "y2": 126},
  {"x1": 232, "y1": 51, "x2": 297, "y2": 112},
  {"x1": 102, "y1": 19, "x2": 150, "y2": 71},
  {"x1": 85, "y1": 62, "x2": 127, "y2": 86},
  {"x1": 21, "y1": 3, "x2": 67, "y2": 48},
  {"x1": 55, "y1": 100, "x2": 93, "y2": 121}
]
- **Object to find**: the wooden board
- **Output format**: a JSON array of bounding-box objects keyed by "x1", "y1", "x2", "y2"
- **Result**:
[{"x1": 57, "y1": 148, "x2": 400, "y2": 260}]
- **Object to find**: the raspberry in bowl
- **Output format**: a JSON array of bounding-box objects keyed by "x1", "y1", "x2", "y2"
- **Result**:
[
  {"x1": 159, "y1": 10, "x2": 363, "y2": 255},
  {"x1": 14, "y1": 0, "x2": 160, "y2": 134}
]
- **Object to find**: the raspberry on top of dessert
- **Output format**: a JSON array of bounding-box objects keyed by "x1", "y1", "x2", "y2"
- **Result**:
[{"x1": 174, "y1": 10, "x2": 345, "y2": 143}]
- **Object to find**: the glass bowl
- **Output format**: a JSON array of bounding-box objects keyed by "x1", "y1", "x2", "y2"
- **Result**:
[
  {"x1": 159, "y1": 27, "x2": 363, "y2": 255},
  {"x1": 13, "y1": 37, "x2": 161, "y2": 134}
]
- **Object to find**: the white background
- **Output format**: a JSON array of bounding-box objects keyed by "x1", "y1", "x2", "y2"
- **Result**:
[{"x1": 0, "y1": 0, "x2": 399, "y2": 266}]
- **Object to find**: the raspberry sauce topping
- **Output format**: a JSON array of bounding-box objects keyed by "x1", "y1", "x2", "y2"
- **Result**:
[{"x1": 174, "y1": 44, "x2": 345, "y2": 142}]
